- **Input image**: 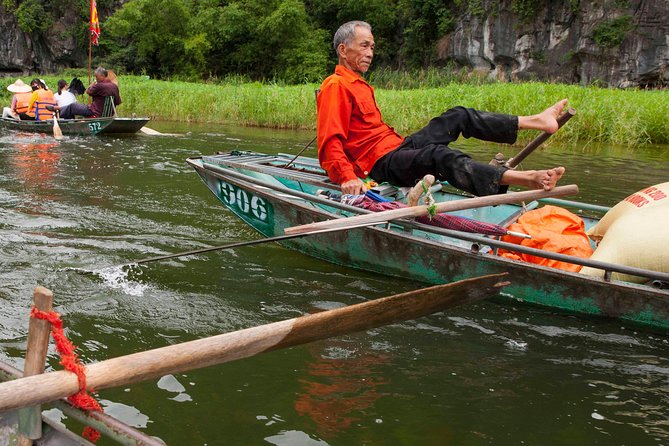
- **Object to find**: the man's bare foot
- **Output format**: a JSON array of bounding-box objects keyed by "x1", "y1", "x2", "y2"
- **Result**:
[
  {"x1": 534, "y1": 166, "x2": 565, "y2": 191},
  {"x1": 518, "y1": 99, "x2": 568, "y2": 134},
  {"x1": 501, "y1": 166, "x2": 566, "y2": 191}
]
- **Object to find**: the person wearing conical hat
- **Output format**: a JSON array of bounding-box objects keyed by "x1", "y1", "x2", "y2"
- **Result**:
[{"x1": 2, "y1": 79, "x2": 33, "y2": 120}]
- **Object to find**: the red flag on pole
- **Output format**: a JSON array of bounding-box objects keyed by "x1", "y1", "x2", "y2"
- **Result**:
[{"x1": 90, "y1": 0, "x2": 100, "y2": 45}]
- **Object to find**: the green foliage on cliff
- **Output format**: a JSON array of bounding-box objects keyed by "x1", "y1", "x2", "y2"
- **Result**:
[
  {"x1": 592, "y1": 16, "x2": 635, "y2": 48},
  {"x1": 15, "y1": 0, "x2": 52, "y2": 33},
  {"x1": 510, "y1": 0, "x2": 540, "y2": 23}
]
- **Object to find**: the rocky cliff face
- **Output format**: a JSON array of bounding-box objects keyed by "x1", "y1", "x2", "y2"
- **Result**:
[
  {"x1": 437, "y1": 0, "x2": 669, "y2": 87},
  {"x1": 0, "y1": 1, "x2": 124, "y2": 78}
]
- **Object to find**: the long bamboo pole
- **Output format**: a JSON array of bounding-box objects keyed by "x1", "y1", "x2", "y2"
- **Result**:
[
  {"x1": 0, "y1": 274, "x2": 508, "y2": 413},
  {"x1": 284, "y1": 184, "x2": 579, "y2": 235}
]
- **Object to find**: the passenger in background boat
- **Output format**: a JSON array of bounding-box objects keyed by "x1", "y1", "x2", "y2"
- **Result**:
[
  {"x1": 47, "y1": 67, "x2": 121, "y2": 119},
  {"x1": 318, "y1": 20, "x2": 566, "y2": 196},
  {"x1": 2, "y1": 79, "x2": 32, "y2": 120},
  {"x1": 68, "y1": 77, "x2": 86, "y2": 96},
  {"x1": 26, "y1": 79, "x2": 56, "y2": 121},
  {"x1": 54, "y1": 79, "x2": 77, "y2": 108}
]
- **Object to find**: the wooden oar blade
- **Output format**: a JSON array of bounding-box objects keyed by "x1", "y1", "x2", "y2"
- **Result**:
[
  {"x1": 52, "y1": 116, "x2": 63, "y2": 140},
  {"x1": 0, "y1": 274, "x2": 508, "y2": 413},
  {"x1": 278, "y1": 273, "x2": 510, "y2": 349},
  {"x1": 285, "y1": 184, "x2": 579, "y2": 235}
]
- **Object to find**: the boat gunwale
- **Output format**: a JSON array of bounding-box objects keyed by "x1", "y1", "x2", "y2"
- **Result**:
[{"x1": 188, "y1": 155, "x2": 669, "y2": 289}]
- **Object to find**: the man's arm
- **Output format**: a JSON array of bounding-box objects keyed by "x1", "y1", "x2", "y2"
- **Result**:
[{"x1": 317, "y1": 81, "x2": 365, "y2": 194}]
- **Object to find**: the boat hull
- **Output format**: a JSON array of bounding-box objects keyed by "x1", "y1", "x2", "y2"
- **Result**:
[
  {"x1": 0, "y1": 117, "x2": 113, "y2": 136},
  {"x1": 98, "y1": 117, "x2": 150, "y2": 135},
  {"x1": 188, "y1": 154, "x2": 669, "y2": 331}
]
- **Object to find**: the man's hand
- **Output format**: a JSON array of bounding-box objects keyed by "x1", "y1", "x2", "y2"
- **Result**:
[{"x1": 341, "y1": 178, "x2": 366, "y2": 195}]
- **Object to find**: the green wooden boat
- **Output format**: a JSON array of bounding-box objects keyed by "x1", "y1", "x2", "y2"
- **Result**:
[
  {"x1": 98, "y1": 117, "x2": 151, "y2": 135},
  {"x1": 187, "y1": 151, "x2": 669, "y2": 331},
  {"x1": 0, "y1": 117, "x2": 115, "y2": 136}
]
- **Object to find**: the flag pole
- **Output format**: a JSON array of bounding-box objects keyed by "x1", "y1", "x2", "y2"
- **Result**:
[{"x1": 88, "y1": 0, "x2": 93, "y2": 97}]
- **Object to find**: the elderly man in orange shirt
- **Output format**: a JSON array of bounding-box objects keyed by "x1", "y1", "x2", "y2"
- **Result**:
[{"x1": 317, "y1": 20, "x2": 566, "y2": 197}]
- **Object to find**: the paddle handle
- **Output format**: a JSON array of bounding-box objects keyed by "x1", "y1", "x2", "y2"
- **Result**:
[
  {"x1": 284, "y1": 184, "x2": 579, "y2": 235},
  {"x1": 506, "y1": 108, "x2": 576, "y2": 169},
  {"x1": 0, "y1": 274, "x2": 508, "y2": 413}
]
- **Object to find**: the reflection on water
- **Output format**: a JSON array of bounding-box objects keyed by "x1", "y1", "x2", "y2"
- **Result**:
[
  {"x1": 295, "y1": 342, "x2": 390, "y2": 439},
  {"x1": 0, "y1": 123, "x2": 666, "y2": 445}
]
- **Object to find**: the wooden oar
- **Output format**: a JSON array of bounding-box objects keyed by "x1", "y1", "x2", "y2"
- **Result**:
[
  {"x1": 73, "y1": 222, "x2": 381, "y2": 274},
  {"x1": 139, "y1": 126, "x2": 162, "y2": 136},
  {"x1": 52, "y1": 113, "x2": 63, "y2": 140},
  {"x1": 503, "y1": 108, "x2": 576, "y2": 169},
  {"x1": 285, "y1": 184, "x2": 579, "y2": 235},
  {"x1": 139, "y1": 126, "x2": 182, "y2": 137},
  {"x1": 0, "y1": 274, "x2": 508, "y2": 412}
]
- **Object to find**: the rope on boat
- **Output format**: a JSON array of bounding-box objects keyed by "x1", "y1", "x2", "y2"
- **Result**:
[{"x1": 30, "y1": 307, "x2": 102, "y2": 443}]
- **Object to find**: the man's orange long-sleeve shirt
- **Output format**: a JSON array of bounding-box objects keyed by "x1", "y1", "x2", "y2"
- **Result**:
[{"x1": 317, "y1": 65, "x2": 404, "y2": 184}]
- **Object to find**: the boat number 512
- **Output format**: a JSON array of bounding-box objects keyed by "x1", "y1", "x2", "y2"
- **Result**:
[
  {"x1": 88, "y1": 122, "x2": 101, "y2": 132},
  {"x1": 219, "y1": 181, "x2": 269, "y2": 223}
]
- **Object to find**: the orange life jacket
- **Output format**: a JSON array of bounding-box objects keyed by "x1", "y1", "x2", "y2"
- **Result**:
[
  {"x1": 28, "y1": 89, "x2": 56, "y2": 121},
  {"x1": 13, "y1": 91, "x2": 32, "y2": 114}
]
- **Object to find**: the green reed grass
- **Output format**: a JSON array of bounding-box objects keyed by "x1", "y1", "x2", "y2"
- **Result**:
[{"x1": 1, "y1": 74, "x2": 667, "y2": 146}]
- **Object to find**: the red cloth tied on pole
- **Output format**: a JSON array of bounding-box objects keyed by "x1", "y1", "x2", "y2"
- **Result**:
[
  {"x1": 30, "y1": 306, "x2": 103, "y2": 443},
  {"x1": 90, "y1": 0, "x2": 100, "y2": 45}
]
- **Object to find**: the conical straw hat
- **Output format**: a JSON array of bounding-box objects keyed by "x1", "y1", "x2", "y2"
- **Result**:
[{"x1": 7, "y1": 79, "x2": 32, "y2": 93}]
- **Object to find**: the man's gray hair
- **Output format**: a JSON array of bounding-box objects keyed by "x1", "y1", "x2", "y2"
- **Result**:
[
  {"x1": 333, "y1": 21, "x2": 372, "y2": 53},
  {"x1": 94, "y1": 66, "x2": 108, "y2": 77}
]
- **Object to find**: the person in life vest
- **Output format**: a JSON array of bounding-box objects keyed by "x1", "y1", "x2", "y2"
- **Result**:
[
  {"x1": 26, "y1": 79, "x2": 56, "y2": 121},
  {"x1": 2, "y1": 79, "x2": 33, "y2": 120}
]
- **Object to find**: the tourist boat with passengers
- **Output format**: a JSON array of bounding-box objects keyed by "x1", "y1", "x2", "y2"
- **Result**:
[
  {"x1": 0, "y1": 116, "x2": 114, "y2": 136},
  {"x1": 187, "y1": 151, "x2": 669, "y2": 331}
]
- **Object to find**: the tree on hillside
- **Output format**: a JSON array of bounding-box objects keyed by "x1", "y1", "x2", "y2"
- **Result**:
[
  {"x1": 102, "y1": 0, "x2": 330, "y2": 82},
  {"x1": 103, "y1": 0, "x2": 197, "y2": 77}
]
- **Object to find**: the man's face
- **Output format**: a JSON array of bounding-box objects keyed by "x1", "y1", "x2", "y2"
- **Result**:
[{"x1": 339, "y1": 26, "x2": 374, "y2": 75}]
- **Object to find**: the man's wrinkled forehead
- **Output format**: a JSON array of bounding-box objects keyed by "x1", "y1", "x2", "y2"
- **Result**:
[{"x1": 352, "y1": 26, "x2": 374, "y2": 45}]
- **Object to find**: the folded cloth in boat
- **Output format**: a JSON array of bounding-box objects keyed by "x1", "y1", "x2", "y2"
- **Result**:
[{"x1": 498, "y1": 205, "x2": 593, "y2": 272}]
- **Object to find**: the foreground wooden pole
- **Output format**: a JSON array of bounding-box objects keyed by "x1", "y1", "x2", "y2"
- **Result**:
[
  {"x1": 0, "y1": 274, "x2": 508, "y2": 413},
  {"x1": 18, "y1": 287, "x2": 53, "y2": 445},
  {"x1": 284, "y1": 184, "x2": 579, "y2": 235}
]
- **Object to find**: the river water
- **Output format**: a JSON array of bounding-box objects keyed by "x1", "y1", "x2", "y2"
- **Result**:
[{"x1": 0, "y1": 123, "x2": 667, "y2": 446}]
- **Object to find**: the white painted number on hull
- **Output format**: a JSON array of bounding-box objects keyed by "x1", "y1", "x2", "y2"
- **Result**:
[{"x1": 220, "y1": 181, "x2": 269, "y2": 224}]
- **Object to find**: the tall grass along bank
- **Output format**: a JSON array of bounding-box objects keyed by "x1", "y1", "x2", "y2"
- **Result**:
[{"x1": 1, "y1": 76, "x2": 667, "y2": 147}]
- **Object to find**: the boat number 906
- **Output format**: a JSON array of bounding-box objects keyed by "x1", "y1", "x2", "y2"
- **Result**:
[
  {"x1": 88, "y1": 122, "x2": 101, "y2": 132},
  {"x1": 219, "y1": 181, "x2": 269, "y2": 222}
]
